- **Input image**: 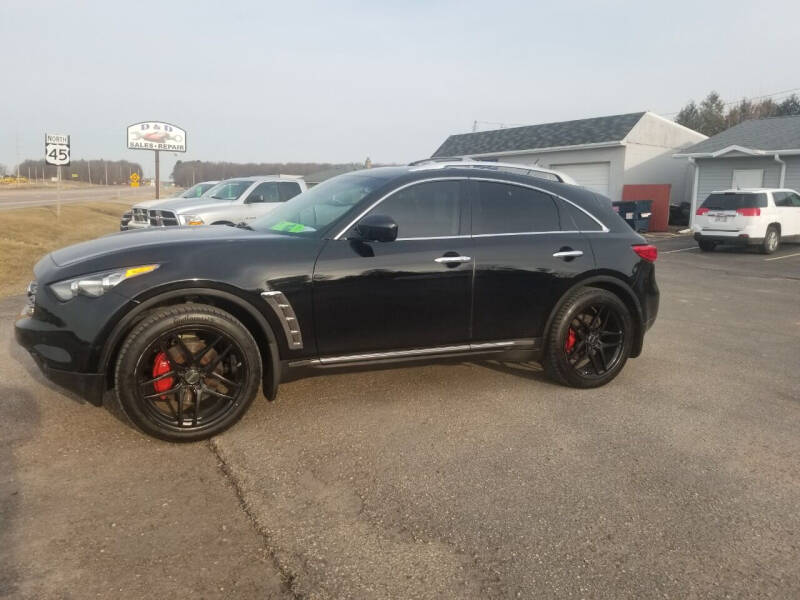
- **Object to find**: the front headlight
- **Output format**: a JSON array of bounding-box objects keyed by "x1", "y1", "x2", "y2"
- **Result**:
[
  {"x1": 50, "y1": 264, "x2": 159, "y2": 301},
  {"x1": 180, "y1": 214, "x2": 204, "y2": 226}
]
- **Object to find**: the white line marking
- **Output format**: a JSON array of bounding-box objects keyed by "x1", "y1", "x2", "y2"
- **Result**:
[
  {"x1": 661, "y1": 247, "x2": 699, "y2": 254},
  {"x1": 764, "y1": 252, "x2": 800, "y2": 261}
]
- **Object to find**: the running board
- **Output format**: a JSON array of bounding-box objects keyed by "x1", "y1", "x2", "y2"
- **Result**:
[{"x1": 290, "y1": 339, "x2": 539, "y2": 369}]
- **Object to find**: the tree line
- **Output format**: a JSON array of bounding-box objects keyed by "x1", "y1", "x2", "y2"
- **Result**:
[
  {"x1": 676, "y1": 91, "x2": 800, "y2": 136},
  {"x1": 15, "y1": 159, "x2": 144, "y2": 184},
  {"x1": 171, "y1": 160, "x2": 369, "y2": 187}
]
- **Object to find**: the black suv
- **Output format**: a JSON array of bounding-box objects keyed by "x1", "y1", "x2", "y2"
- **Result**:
[{"x1": 15, "y1": 163, "x2": 659, "y2": 442}]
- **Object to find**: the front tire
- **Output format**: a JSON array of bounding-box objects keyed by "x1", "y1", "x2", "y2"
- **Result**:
[
  {"x1": 543, "y1": 288, "x2": 634, "y2": 388},
  {"x1": 760, "y1": 226, "x2": 780, "y2": 254},
  {"x1": 114, "y1": 304, "x2": 262, "y2": 442}
]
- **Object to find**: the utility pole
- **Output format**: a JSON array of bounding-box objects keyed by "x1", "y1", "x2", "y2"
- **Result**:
[
  {"x1": 105, "y1": 161, "x2": 108, "y2": 185},
  {"x1": 473, "y1": 120, "x2": 478, "y2": 132},
  {"x1": 87, "y1": 160, "x2": 92, "y2": 184}
]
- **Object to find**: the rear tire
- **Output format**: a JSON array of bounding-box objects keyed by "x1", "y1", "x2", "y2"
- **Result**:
[
  {"x1": 698, "y1": 240, "x2": 716, "y2": 252},
  {"x1": 543, "y1": 288, "x2": 634, "y2": 388},
  {"x1": 114, "y1": 304, "x2": 262, "y2": 442},
  {"x1": 760, "y1": 226, "x2": 779, "y2": 254}
]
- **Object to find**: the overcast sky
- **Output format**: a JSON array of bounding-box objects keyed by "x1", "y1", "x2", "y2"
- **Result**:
[{"x1": 1, "y1": 0, "x2": 798, "y2": 178}]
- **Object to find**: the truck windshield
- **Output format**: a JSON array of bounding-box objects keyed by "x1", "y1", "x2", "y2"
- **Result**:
[
  {"x1": 250, "y1": 172, "x2": 391, "y2": 236},
  {"x1": 180, "y1": 182, "x2": 216, "y2": 198},
  {"x1": 701, "y1": 193, "x2": 767, "y2": 210},
  {"x1": 207, "y1": 180, "x2": 251, "y2": 200}
]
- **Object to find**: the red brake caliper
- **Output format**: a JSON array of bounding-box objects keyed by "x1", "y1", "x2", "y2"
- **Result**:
[
  {"x1": 152, "y1": 352, "x2": 174, "y2": 398},
  {"x1": 565, "y1": 328, "x2": 576, "y2": 353}
]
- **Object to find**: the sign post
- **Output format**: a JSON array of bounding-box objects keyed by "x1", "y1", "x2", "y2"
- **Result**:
[
  {"x1": 45, "y1": 133, "x2": 70, "y2": 217},
  {"x1": 126, "y1": 121, "x2": 186, "y2": 199}
]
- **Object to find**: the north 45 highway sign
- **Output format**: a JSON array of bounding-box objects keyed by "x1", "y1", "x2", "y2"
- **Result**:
[{"x1": 45, "y1": 133, "x2": 70, "y2": 166}]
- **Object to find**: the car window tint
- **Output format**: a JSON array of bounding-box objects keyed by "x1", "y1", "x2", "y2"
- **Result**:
[
  {"x1": 279, "y1": 181, "x2": 302, "y2": 202},
  {"x1": 247, "y1": 182, "x2": 279, "y2": 203},
  {"x1": 474, "y1": 181, "x2": 560, "y2": 234},
  {"x1": 789, "y1": 193, "x2": 800, "y2": 207},
  {"x1": 559, "y1": 199, "x2": 603, "y2": 231},
  {"x1": 773, "y1": 192, "x2": 789, "y2": 207},
  {"x1": 368, "y1": 180, "x2": 462, "y2": 238},
  {"x1": 209, "y1": 180, "x2": 251, "y2": 200},
  {"x1": 701, "y1": 193, "x2": 767, "y2": 210}
]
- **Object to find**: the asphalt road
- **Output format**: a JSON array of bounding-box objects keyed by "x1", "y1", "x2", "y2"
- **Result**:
[
  {"x1": 0, "y1": 185, "x2": 156, "y2": 210},
  {"x1": 2, "y1": 234, "x2": 799, "y2": 598}
]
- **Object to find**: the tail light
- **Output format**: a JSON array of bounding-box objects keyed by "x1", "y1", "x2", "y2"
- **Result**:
[
  {"x1": 696, "y1": 207, "x2": 709, "y2": 216},
  {"x1": 736, "y1": 207, "x2": 760, "y2": 216},
  {"x1": 632, "y1": 244, "x2": 658, "y2": 263}
]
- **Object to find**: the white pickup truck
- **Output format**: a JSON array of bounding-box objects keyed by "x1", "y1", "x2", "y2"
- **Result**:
[{"x1": 129, "y1": 175, "x2": 307, "y2": 228}]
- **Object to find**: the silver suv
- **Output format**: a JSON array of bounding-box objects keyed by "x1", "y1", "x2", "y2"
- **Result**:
[{"x1": 129, "y1": 175, "x2": 307, "y2": 229}]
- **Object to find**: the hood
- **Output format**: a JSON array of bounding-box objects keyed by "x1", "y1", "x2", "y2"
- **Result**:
[
  {"x1": 136, "y1": 196, "x2": 237, "y2": 214},
  {"x1": 49, "y1": 225, "x2": 261, "y2": 268},
  {"x1": 131, "y1": 197, "x2": 169, "y2": 210}
]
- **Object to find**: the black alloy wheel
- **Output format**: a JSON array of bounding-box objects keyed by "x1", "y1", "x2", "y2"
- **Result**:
[
  {"x1": 564, "y1": 304, "x2": 625, "y2": 379},
  {"x1": 544, "y1": 288, "x2": 633, "y2": 388},
  {"x1": 114, "y1": 304, "x2": 262, "y2": 441}
]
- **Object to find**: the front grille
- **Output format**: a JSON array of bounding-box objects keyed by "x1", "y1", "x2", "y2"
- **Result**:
[
  {"x1": 148, "y1": 209, "x2": 179, "y2": 226},
  {"x1": 132, "y1": 207, "x2": 149, "y2": 223}
]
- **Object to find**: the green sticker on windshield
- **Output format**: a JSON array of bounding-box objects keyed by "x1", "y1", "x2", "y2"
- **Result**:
[{"x1": 271, "y1": 220, "x2": 311, "y2": 233}]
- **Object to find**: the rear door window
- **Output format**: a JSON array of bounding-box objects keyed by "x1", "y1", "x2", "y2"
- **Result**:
[
  {"x1": 701, "y1": 193, "x2": 767, "y2": 210},
  {"x1": 473, "y1": 181, "x2": 560, "y2": 234},
  {"x1": 245, "y1": 182, "x2": 280, "y2": 203},
  {"x1": 278, "y1": 181, "x2": 302, "y2": 202}
]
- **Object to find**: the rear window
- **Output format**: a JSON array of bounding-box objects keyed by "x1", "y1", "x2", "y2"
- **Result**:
[
  {"x1": 473, "y1": 181, "x2": 560, "y2": 234},
  {"x1": 559, "y1": 200, "x2": 603, "y2": 231},
  {"x1": 701, "y1": 193, "x2": 767, "y2": 210}
]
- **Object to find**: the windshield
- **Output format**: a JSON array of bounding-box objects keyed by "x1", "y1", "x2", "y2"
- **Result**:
[
  {"x1": 206, "y1": 180, "x2": 252, "y2": 201},
  {"x1": 701, "y1": 193, "x2": 767, "y2": 210},
  {"x1": 180, "y1": 182, "x2": 216, "y2": 198},
  {"x1": 250, "y1": 172, "x2": 390, "y2": 236}
]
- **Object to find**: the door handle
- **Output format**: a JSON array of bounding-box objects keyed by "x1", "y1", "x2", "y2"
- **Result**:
[
  {"x1": 434, "y1": 255, "x2": 471, "y2": 263},
  {"x1": 552, "y1": 249, "x2": 584, "y2": 259}
]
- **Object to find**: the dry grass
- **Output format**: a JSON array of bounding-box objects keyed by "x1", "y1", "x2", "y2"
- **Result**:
[{"x1": 0, "y1": 202, "x2": 128, "y2": 297}]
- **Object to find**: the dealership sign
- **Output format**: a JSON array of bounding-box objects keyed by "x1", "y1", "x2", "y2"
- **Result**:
[{"x1": 127, "y1": 121, "x2": 186, "y2": 152}]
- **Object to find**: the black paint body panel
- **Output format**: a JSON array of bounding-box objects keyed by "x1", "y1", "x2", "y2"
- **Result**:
[{"x1": 15, "y1": 167, "x2": 659, "y2": 403}]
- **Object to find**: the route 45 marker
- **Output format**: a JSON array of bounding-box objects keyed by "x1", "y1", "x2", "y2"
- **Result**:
[
  {"x1": 45, "y1": 133, "x2": 70, "y2": 166},
  {"x1": 45, "y1": 132, "x2": 70, "y2": 217}
]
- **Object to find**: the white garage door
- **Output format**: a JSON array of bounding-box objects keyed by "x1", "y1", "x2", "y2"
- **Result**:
[{"x1": 550, "y1": 162, "x2": 610, "y2": 196}]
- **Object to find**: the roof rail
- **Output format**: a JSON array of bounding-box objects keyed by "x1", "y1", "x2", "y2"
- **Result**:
[{"x1": 408, "y1": 158, "x2": 576, "y2": 184}]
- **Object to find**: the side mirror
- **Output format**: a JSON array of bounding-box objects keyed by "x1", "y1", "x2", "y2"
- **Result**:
[{"x1": 355, "y1": 214, "x2": 398, "y2": 242}]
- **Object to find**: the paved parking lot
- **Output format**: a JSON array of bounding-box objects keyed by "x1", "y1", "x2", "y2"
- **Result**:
[{"x1": 2, "y1": 235, "x2": 799, "y2": 598}]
